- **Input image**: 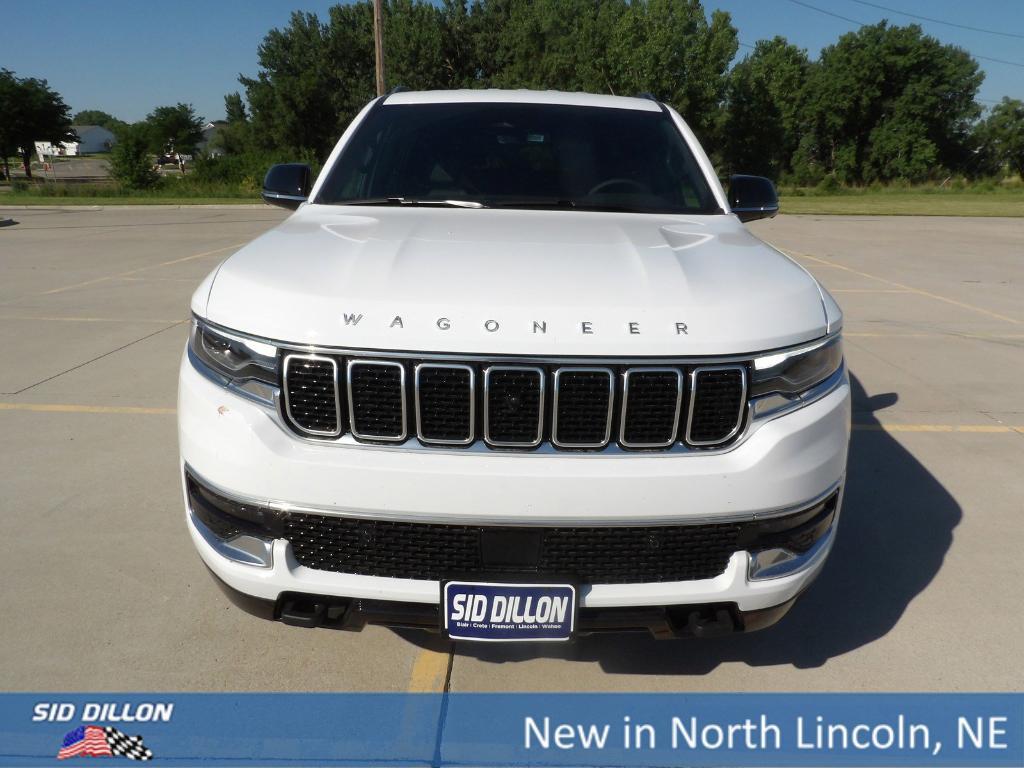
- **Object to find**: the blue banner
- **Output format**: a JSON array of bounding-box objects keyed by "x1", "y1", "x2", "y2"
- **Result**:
[{"x1": 1, "y1": 693, "x2": 1020, "y2": 766}]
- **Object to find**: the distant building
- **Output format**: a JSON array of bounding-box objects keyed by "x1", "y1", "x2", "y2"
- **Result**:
[
  {"x1": 196, "y1": 121, "x2": 228, "y2": 157},
  {"x1": 72, "y1": 125, "x2": 116, "y2": 153},
  {"x1": 34, "y1": 125, "x2": 116, "y2": 160}
]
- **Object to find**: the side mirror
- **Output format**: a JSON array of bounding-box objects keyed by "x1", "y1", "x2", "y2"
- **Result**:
[
  {"x1": 728, "y1": 174, "x2": 779, "y2": 223},
  {"x1": 262, "y1": 163, "x2": 312, "y2": 210}
]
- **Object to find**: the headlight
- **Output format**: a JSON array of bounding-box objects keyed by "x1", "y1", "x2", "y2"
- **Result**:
[
  {"x1": 750, "y1": 334, "x2": 843, "y2": 399},
  {"x1": 188, "y1": 319, "x2": 279, "y2": 403}
]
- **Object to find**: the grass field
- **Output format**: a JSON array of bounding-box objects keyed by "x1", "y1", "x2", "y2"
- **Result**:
[
  {"x1": 3, "y1": 187, "x2": 1024, "y2": 215},
  {"x1": 0, "y1": 194, "x2": 258, "y2": 206},
  {"x1": 779, "y1": 189, "x2": 1024, "y2": 217}
]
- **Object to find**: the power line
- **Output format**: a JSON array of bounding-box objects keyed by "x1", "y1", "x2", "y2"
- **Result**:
[
  {"x1": 847, "y1": 0, "x2": 1024, "y2": 40},
  {"x1": 784, "y1": 0, "x2": 1024, "y2": 68},
  {"x1": 786, "y1": 0, "x2": 864, "y2": 25},
  {"x1": 974, "y1": 54, "x2": 1024, "y2": 69}
]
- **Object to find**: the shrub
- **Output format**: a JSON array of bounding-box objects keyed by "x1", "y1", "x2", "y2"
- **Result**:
[
  {"x1": 816, "y1": 174, "x2": 842, "y2": 194},
  {"x1": 190, "y1": 150, "x2": 320, "y2": 188},
  {"x1": 109, "y1": 124, "x2": 159, "y2": 190}
]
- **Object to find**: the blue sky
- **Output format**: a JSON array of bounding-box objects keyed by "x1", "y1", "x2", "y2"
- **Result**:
[{"x1": 4, "y1": 0, "x2": 1022, "y2": 123}]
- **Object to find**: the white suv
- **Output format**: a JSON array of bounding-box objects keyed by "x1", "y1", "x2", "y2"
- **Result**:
[{"x1": 179, "y1": 90, "x2": 849, "y2": 642}]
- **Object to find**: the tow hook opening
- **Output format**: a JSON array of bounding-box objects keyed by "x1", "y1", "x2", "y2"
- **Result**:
[
  {"x1": 277, "y1": 595, "x2": 352, "y2": 629},
  {"x1": 667, "y1": 604, "x2": 738, "y2": 638}
]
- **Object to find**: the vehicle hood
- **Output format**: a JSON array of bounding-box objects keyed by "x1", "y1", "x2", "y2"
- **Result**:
[{"x1": 201, "y1": 205, "x2": 829, "y2": 356}]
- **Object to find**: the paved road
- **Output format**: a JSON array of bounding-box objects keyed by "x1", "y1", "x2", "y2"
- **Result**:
[{"x1": 0, "y1": 207, "x2": 1021, "y2": 692}]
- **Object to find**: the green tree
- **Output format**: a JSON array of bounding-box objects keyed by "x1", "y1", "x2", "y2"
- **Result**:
[
  {"x1": 722, "y1": 37, "x2": 809, "y2": 179},
  {"x1": 975, "y1": 98, "x2": 1024, "y2": 178},
  {"x1": 237, "y1": 0, "x2": 738, "y2": 162},
  {"x1": 793, "y1": 22, "x2": 982, "y2": 184},
  {"x1": 108, "y1": 123, "x2": 159, "y2": 189},
  {"x1": 384, "y1": 0, "x2": 450, "y2": 89},
  {"x1": 241, "y1": 11, "x2": 340, "y2": 158},
  {"x1": 224, "y1": 93, "x2": 247, "y2": 124},
  {"x1": 0, "y1": 69, "x2": 74, "y2": 179},
  {"x1": 145, "y1": 103, "x2": 204, "y2": 155},
  {"x1": 210, "y1": 92, "x2": 253, "y2": 156},
  {"x1": 485, "y1": 0, "x2": 626, "y2": 94},
  {"x1": 606, "y1": 1, "x2": 737, "y2": 152},
  {"x1": 72, "y1": 109, "x2": 126, "y2": 133}
]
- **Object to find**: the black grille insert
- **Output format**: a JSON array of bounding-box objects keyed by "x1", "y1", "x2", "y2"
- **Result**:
[
  {"x1": 485, "y1": 367, "x2": 543, "y2": 446},
  {"x1": 688, "y1": 367, "x2": 746, "y2": 445},
  {"x1": 416, "y1": 364, "x2": 473, "y2": 444},
  {"x1": 621, "y1": 369, "x2": 682, "y2": 447},
  {"x1": 187, "y1": 467, "x2": 839, "y2": 587},
  {"x1": 349, "y1": 361, "x2": 406, "y2": 440},
  {"x1": 285, "y1": 515, "x2": 743, "y2": 584},
  {"x1": 553, "y1": 369, "x2": 613, "y2": 447},
  {"x1": 284, "y1": 356, "x2": 340, "y2": 435}
]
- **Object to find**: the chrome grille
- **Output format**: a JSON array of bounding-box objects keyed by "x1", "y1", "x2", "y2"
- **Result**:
[
  {"x1": 415, "y1": 364, "x2": 474, "y2": 445},
  {"x1": 348, "y1": 360, "x2": 407, "y2": 441},
  {"x1": 687, "y1": 366, "x2": 747, "y2": 445},
  {"x1": 283, "y1": 355, "x2": 342, "y2": 436},
  {"x1": 620, "y1": 368, "x2": 683, "y2": 447},
  {"x1": 280, "y1": 355, "x2": 749, "y2": 452},
  {"x1": 484, "y1": 366, "x2": 544, "y2": 447},
  {"x1": 552, "y1": 368, "x2": 614, "y2": 448}
]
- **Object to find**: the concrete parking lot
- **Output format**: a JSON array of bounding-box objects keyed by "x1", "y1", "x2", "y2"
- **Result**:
[{"x1": 0, "y1": 206, "x2": 1021, "y2": 692}]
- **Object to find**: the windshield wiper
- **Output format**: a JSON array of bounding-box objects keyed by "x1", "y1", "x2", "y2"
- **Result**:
[
  {"x1": 487, "y1": 199, "x2": 578, "y2": 209},
  {"x1": 488, "y1": 199, "x2": 655, "y2": 213},
  {"x1": 340, "y1": 197, "x2": 487, "y2": 209}
]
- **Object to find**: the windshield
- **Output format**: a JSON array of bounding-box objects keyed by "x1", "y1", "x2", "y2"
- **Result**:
[{"x1": 315, "y1": 102, "x2": 721, "y2": 215}]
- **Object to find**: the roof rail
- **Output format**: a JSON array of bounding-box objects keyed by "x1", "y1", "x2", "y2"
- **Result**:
[{"x1": 388, "y1": 85, "x2": 410, "y2": 95}]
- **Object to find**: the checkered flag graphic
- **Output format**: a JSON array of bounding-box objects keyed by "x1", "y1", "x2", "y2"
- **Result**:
[{"x1": 104, "y1": 727, "x2": 154, "y2": 761}]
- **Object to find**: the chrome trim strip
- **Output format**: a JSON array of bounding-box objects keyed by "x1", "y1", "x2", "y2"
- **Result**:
[
  {"x1": 282, "y1": 354, "x2": 343, "y2": 437},
  {"x1": 685, "y1": 365, "x2": 748, "y2": 447},
  {"x1": 414, "y1": 363, "x2": 475, "y2": 446},
  {"x1": 347, "y1": 359, "x2": 408, "y2": 442},
  {"x1": 551, "y1": 367, "x2": 615, "y2": 449},
  {"x1": 183, "y1": 463, "x2": 843, "y2": 528},
  {"x1": 261, "y1": 191, "x2": 307, "y2": 203},
  {"x1": 483, "y1": 366, "x2": 545, "y2": 448},
  {"x1": 188, "y1": 512, "x2": 274, "y2": 568},
  {"x1": 619, "y1": 367, "x2": 684, "y2": 449},
  {"x1": 195, "y1": 314, "x2": 839, "y2": 366},
  {"x1": 748, "y1": 514, "x2": 838, "y2": 581}
]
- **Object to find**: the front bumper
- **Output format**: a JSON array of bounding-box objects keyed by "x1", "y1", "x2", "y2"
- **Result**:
[{"x1": 179, "y1": 351, "x2": 850, "y2": 632}]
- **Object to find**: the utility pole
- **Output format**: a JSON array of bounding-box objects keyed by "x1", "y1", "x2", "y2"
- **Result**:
[{"x1": 373, "y1": 0, "x2": 386, "y2": 96}]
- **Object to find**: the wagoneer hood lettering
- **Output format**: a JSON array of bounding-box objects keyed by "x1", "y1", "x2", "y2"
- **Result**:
[{"x1": 202, "y1": 206, "x2": 826, "y2": 355}]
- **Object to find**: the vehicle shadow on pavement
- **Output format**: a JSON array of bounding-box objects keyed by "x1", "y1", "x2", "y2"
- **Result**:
[{"x1": 402, "y1": 373, "x2": 962, "y2": 673}]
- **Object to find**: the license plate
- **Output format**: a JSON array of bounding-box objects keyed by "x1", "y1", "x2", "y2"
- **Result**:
[{"x1": 442, "y1": 581, "x2": 576, "y2": 642}]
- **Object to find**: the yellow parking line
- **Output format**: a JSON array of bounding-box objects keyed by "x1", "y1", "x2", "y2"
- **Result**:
[
  {"x1": 115, "y1": 276, "x2": 198, "y2": 283},
  {"x1": 40, "y1": 242, "x2": 243, "y2": 296},
  {"x1": 407, "y1": 648, "x2": 451, "y2": 693},
  {"x1": 0, "y1": 403, "x2": 175, "y2": 415},
  {"x1": 853, "y1": 423, "x2": 1024, "y2": 434},
  {"x1": 845, "y1": 332, "x2": 1024, "y2": 339},
  {"x1": 782, "y1": 249, "x2": 1022, "y2": 326},
  {"x1": 831, "y1": 288, "x2": 911, "y2": 294}
]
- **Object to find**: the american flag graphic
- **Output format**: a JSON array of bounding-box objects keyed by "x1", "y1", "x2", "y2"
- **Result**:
[{"x1": 57, "y1": 725, "x2": 153, "y2": 761}]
